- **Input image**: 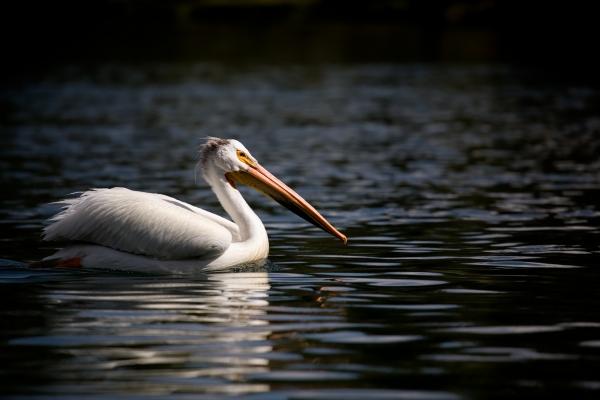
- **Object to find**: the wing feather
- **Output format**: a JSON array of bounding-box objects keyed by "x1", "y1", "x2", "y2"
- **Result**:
[
  {"x1": 154, "y1": 194, "x2": 240, "y2": 241},
  {"x1": 43, "y1": 188, "x2": 232, "y2": 260}
]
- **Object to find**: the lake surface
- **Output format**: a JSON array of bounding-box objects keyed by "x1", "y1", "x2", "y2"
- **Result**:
[{"x1": 1, "y1": 64, "x2": 599, "y2": 399}]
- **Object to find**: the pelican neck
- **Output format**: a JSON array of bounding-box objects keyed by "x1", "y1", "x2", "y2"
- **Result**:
[{"x1": 204, "y1": 165, "x2": 266, "y2": 242}]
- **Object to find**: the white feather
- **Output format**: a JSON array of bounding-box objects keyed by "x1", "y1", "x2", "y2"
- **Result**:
[
  {"x1": 46, "y1": 244, "x2": 266, "y2": 273},
  {"x1": 43, "y1": 188, "x2": 233, "y2": 260}
]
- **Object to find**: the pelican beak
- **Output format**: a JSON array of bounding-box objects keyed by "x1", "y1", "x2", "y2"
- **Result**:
[{"x1": 226, "y1": 164, "x2": 347, "y2": 244}]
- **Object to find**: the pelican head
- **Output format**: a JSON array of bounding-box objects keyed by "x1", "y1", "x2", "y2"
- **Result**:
[{"x1": 200, "y1": 137, "x2": 347, "y2": 244}]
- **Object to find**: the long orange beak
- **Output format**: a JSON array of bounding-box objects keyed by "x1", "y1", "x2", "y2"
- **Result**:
[{"x1": 225, "y1": 164, "x2": 347, "y2": 244}]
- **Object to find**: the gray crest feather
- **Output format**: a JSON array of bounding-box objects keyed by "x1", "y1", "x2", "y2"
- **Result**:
[{"x1": 199, "y1": 137, "x2": 230, "y2": 169}]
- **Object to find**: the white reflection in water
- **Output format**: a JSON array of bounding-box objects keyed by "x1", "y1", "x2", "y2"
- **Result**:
[{"x1": 30, "y1": 272, "x2": 274, "y2": 396}]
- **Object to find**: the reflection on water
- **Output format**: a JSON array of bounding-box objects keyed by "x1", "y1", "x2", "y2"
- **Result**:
[
  {"x1": 6, "y1": 271, "x2": 274, "y2": 396},
  {"x1": 1, "y1": 64, "x2": 600, "y2": 398}
]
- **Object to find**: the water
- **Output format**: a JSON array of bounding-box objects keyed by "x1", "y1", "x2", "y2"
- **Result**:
[{"x1": 1, "y1": 64, "x2": 600, "y2": 399}]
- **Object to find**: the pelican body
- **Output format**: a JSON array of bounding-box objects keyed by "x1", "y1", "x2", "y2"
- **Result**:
[{"x1": 41, "y1": 138, "x2": 346, "y2": 272}]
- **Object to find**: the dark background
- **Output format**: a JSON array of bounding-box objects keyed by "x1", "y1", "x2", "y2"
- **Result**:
[{"x1": 2, "y1": 0, "x2": 599, "y2": 79}]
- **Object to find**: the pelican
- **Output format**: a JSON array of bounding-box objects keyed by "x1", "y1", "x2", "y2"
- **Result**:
[{"x1": 40, "y1": 137, "x2": 347, "y2": 272}]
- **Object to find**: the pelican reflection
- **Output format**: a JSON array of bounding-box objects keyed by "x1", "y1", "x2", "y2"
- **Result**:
[{"x1": 36, "y1": 270, "x2": 273, "y2": 396}]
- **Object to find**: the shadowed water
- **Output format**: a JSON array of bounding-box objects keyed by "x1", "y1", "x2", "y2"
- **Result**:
[{"x1": 1, "y1": 64, "x2": 600, "y2": 399}]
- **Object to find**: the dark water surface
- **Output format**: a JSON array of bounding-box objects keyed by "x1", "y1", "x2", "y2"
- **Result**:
[{"x1": 1, "y1": 64, "x2": 600, "y2": 399}]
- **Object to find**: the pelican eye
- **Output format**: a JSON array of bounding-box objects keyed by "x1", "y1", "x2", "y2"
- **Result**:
[{"x1": 236, "y1": 149, "x2": 255, "y2": 166}]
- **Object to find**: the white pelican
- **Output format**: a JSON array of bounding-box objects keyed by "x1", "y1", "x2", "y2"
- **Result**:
[{"x1": 40, "y1": 137, "x2": 347, "y2": 272}]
